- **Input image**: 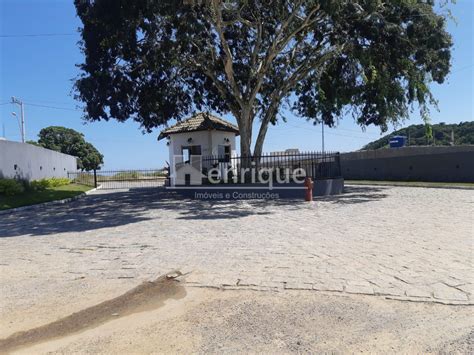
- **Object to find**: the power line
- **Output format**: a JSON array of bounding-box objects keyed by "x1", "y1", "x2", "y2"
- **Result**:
[
  {"x1": 328, "y1": 132, "x2": 373, "y2": 140},
  {"x1": 283, "y1": 122, "x2": 378, "y2": 140},
  {"x1": 24, "y1": 102, "x2": 82, "y2": 112},
  {"x1": 333, "y1": 126, "x2": 381, "y2": 136},
  {"x1": 450, "y1": 64, "x2": 474, "y2": 73},
  {"x1": 0, "y1": 33, "x2": 76, "y2": 38},
  {"x1": 0, "y1": 97, "x2": 77, "y2": 106},
  {"x1": 1, "y1": 99, "x2": 82, "y2": 111},
  {"x1": 274, "y1": 122, "x2": 374, "y2": 140},
  {"x1": 21, "y1": 98, "x2": 77, "y2": 106}
]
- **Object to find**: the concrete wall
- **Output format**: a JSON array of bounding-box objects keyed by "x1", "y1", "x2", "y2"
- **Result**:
[
  {"x1": 341, "y1": 146, "x2": 474, "y2": 182},
  {"x1": 173, "y1": 178, "x2": 344, "y2": 200},
  {"x1": 0, "y1": 140, "x2": 78, "y2": 181}
]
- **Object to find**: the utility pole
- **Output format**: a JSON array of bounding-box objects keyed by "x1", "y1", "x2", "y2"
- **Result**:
[
  {"x1": 11, "y1": 97, "x2": 25, "y2": 143},
  {"x1": 321, "y1": 121, "x2": 325, "y2": 153},
  {"x1": 451, "y1": 129, "x2": 454, "y2": 146}
]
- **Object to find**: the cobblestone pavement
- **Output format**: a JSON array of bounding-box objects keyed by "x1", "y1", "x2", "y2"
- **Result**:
[{"x1": 0, "y1": 185, "x2": 473, "y2": 306}]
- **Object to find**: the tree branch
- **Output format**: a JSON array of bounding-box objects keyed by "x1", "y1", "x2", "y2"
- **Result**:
[
  {"x1": 254, "y1": 44, "x2": 344, "y2": 155},
  {"x1": 210, "y1": 0, "x2": 244, "y2": 108},
  {"x1": 246, "y1": 16, "x2": 263, "y2": 95},
  {"x1": 247, "y1": 3, "x2": 322, "y2": 113},
  {"x1": 186, "y1": 53, "x2": 240, "y2": 122}
]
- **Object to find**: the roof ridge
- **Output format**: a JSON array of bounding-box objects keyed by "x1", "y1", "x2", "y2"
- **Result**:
[{"x1": 158, "y1": 112, "x2": 239, "y2": 140}]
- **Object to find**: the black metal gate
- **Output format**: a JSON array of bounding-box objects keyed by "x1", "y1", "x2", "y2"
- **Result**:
[{"x1": 68, "y1": 169, "x2": 166, "y2": 189}]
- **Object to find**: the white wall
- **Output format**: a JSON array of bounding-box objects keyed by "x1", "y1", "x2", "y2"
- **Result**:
[
  {"x1": 169, "y1": 130, "x2": 213, "y2": 159},
  {"x1": 0, "y1": 140, "x2": 78, "y2": 181},
  {"x1": 167, "y1": 130, "x2": 237, "y2": 184},
  {"x1": 209, "y1": 130, "x2": 237, "y2": 155}
]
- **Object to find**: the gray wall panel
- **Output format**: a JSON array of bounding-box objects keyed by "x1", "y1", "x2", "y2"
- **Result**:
[{"x1": 341, "y1": 146, "x2": 474, "y2": 182}]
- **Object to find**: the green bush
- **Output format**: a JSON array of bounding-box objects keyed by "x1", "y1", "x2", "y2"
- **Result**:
[
  {"x1": 30, "y1": 178, "x2": 71, "y2": 191},
  {"x1": 0, "y1": 179, "x2": 25, "y2": 196},
  {"x1": 29, "y1": 179, "x2": 50, "y2": 191},
  {"x1": 45, "y1": 177, "x2": 71, "y2": 187}
]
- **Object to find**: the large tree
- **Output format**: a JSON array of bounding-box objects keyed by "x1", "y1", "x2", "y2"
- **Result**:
[
  {"x1": 74, "y1": 0, "x2": 452, "y2": 157},
  {"x1": 36, "y1": 126, "x2": 104, "y2": 171}
]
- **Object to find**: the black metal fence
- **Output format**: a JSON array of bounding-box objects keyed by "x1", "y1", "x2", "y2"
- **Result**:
[
  {"x1": 68, "y1": 169, "x2": 166, "y2": 189},
  {"x1": 200, "y1": 151, "x2": 341, "y2": 184},
  {"x1": 68, "y1": 152, "x2": 340, "y2": 189}
]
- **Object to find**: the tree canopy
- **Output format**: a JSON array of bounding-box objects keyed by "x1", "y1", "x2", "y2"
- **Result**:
[
  {"x1": 75, "y1": 0, "x2": 452, "y2": 156},
  {"x1": 35, "y1": 126, "x2": 104, "y2": 171}
]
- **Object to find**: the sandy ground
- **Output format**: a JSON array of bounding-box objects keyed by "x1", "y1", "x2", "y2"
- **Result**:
[{"x1": 0, "y1": 276, "x2": 472, "y2": 354}]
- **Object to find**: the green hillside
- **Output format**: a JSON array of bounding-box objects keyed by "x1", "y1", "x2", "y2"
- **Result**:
[{"x1": 362, "y1": 121, "x2": 474, "y2": 150}]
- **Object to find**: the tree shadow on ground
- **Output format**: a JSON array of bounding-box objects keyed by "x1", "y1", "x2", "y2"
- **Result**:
[
  {"x1": 0, "y1": 190, "x2": 160, "y2": 238},
  {"x1": 316, "y1": 185, "x2": 389, "y2": 205},
  {"x1": 171, "y1": 197, "x2": 311, "y2": 220},
  {"x1": 0, "y1": 189, "x2": 273, "y2": 238},
  {"x1": 0, "y1": 185, "x2": 389, "y2": 238}
]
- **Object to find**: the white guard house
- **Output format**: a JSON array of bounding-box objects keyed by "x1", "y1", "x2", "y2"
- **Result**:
[{"x1": 158, "y1": 112, "x2": 239, "y2": 186}]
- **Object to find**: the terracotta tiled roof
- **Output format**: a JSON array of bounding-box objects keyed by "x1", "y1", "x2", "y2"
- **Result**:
[{"x1": 158, "y1": 112, "x2": 239, "y2": 140}]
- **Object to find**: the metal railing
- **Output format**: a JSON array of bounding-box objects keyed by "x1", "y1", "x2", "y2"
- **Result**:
[
  {"x1": 68, "y1": 169, "x2": 167, "y2": 189},
  {"x1": 68, "y1": 152, "x2": 340, "y2": 189},
  {"x1": 199, "y1": 151, "x2": 341, "y2": 184}
]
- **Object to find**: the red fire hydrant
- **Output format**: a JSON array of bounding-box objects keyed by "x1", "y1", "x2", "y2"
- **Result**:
[{"x1": 304, "y1": 177, "x2": 313, "y2": 202}]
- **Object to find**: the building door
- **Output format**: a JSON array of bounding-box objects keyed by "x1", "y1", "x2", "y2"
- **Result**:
[
  {"x1": 218, "y1": 145, "x2": 231, "y2": 162},
  {"x1": 217, "y1": 145, "x2": 232, "y2": 181}
]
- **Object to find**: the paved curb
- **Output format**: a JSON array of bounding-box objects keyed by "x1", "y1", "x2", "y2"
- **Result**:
[
  {"x1": 0, "y1": 186, "x2": 98, "y2": 216},
  {"x1": 346, "y1": 182, "x2": 474, "y2": 190}
]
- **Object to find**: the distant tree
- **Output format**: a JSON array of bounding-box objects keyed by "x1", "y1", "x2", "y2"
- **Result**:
[
  {"x1": 37, "y1": 126, "x2": 104, "y2": 171},
  {"x1": 362, "y1": 122, "x2": 474, "y2": 150},
  {"x1": 26, "y1": 140, "x2": 41, "y2": 147},
  {"x1": 75, "y1": 0, "x2": 453, "y2": 156}
]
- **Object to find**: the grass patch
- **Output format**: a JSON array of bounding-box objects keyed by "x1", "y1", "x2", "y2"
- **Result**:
[
  {"x1": 0, "y1": 184, "x2": 92, "y2": 210},
  {"x1": 345, "y1": 180, "x2": 474, "y2": 189}
]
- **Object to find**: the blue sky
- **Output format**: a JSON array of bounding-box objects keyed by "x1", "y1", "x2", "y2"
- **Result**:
[{"x1": 1, "y1": 0, "x2": 472, "y2": 170}]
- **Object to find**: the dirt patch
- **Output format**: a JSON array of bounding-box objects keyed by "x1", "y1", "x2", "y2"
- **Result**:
[
  {"x1": 14, "y1": 288, "x2": 474, "y2": 354},
  {"x1": 0, "y1": 272, "x2": 185, "y2": 353}
]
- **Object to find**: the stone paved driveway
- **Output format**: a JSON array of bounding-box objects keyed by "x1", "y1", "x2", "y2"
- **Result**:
[{"x1": 0, "y1": 185, "x2": 472, "y2": 305}]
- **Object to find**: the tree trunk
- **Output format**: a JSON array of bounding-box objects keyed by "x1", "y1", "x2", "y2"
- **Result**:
[
  {"x1": 236, "y1": 109, "x2": 253, "y2": 183},
  {"x1": 253, "y1": 120, "x2": 270, "y2": 157},
  {"x1": 239, "y1": 128, "x2": 252, "y2": 158},
  {"x1": 237, "y1": 108, "x2": 253, "y2": 158},
  {"x1": 253, "y1": 103, "x2": 278, "y2": 157}
]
